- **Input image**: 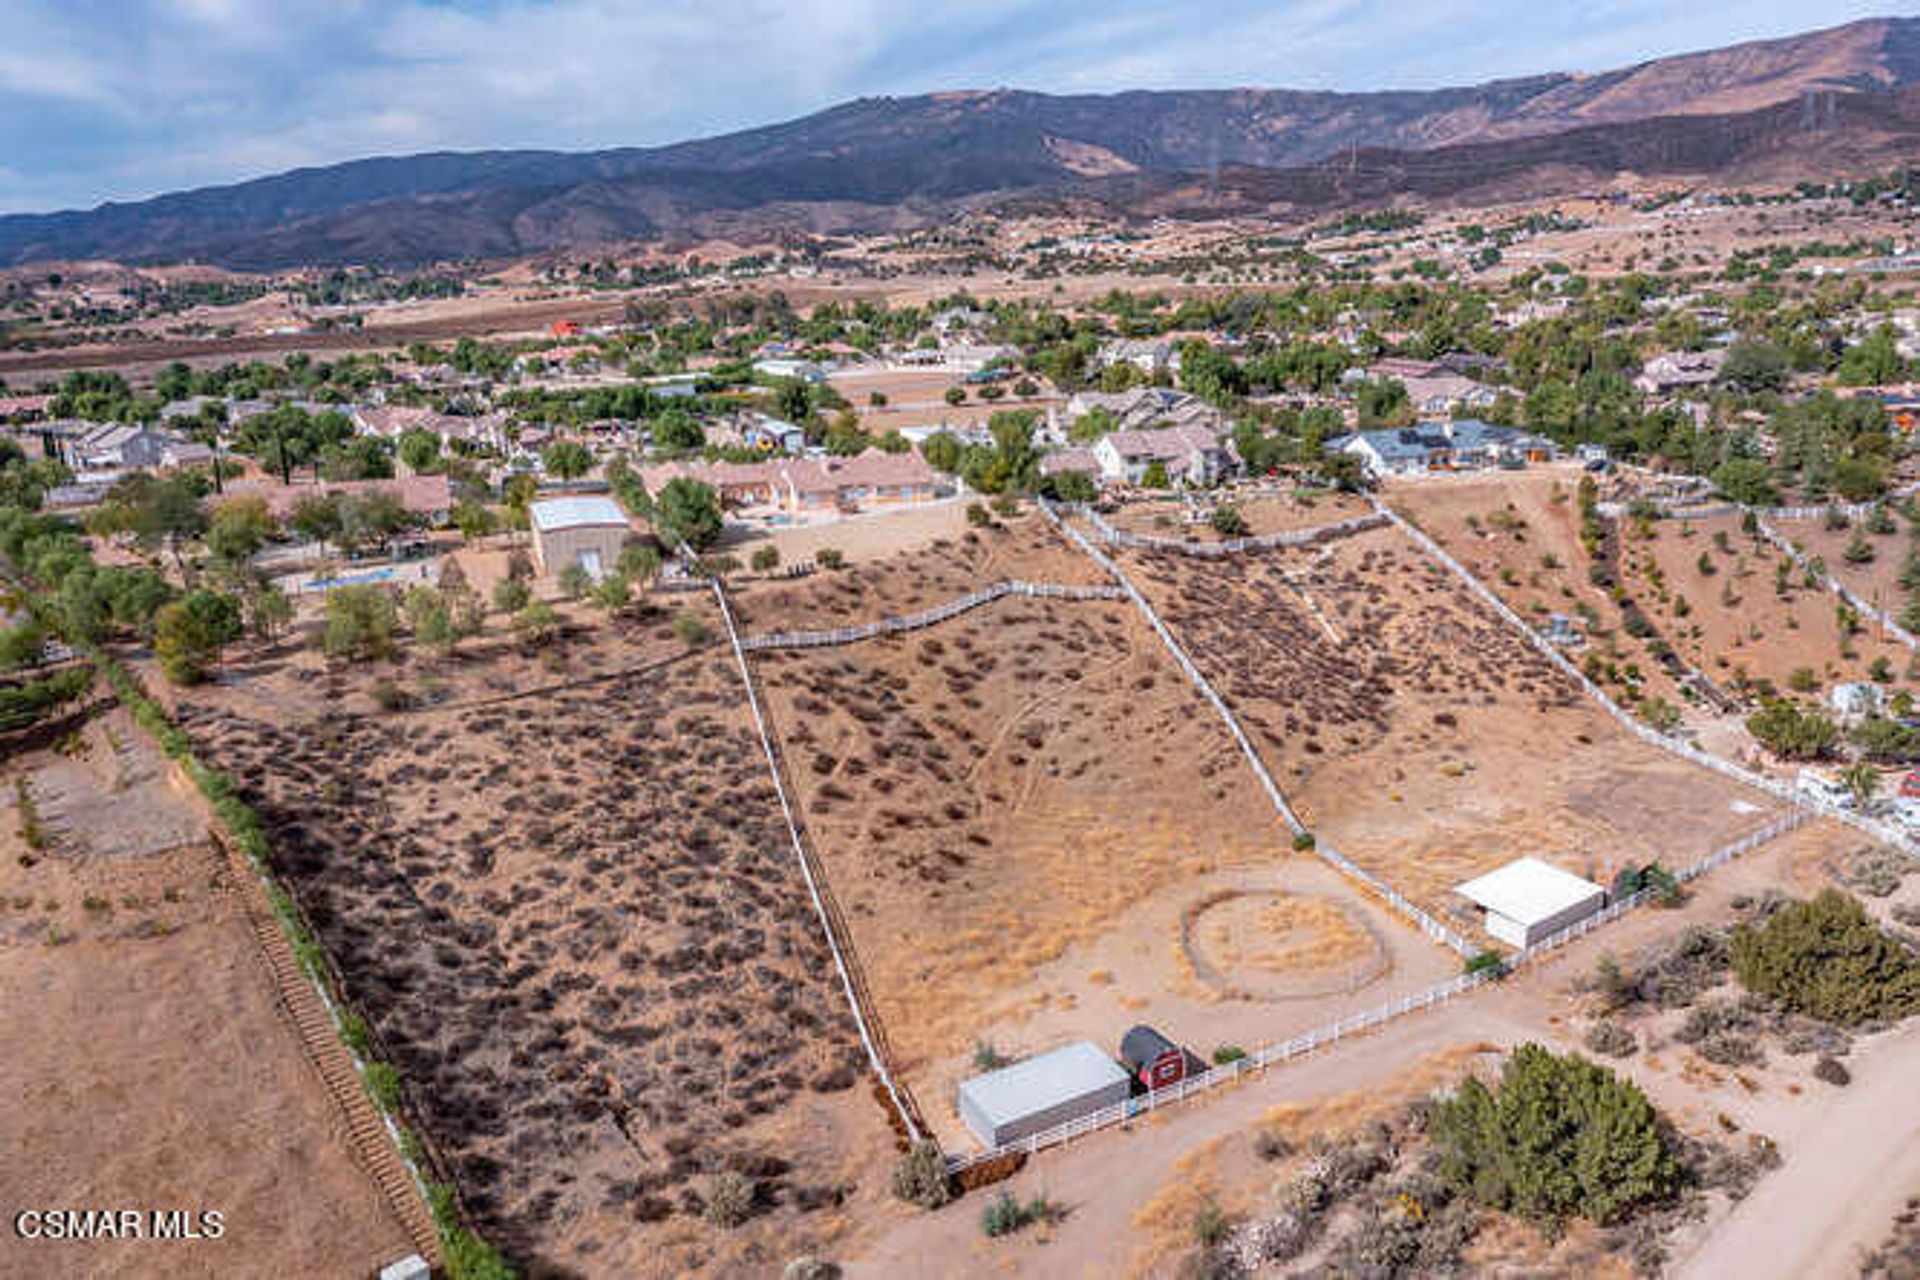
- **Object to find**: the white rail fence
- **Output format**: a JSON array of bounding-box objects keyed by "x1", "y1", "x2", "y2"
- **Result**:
[
  {"x1": 1078, "y1": 507, "x2": 1388, "y2": 558},
  {"x1": 710, "y1": 580, "x2": 926, "y2": 1145},
  {"x1": 738, "y1": 580, "x2": 1126, "y2": 652},
  {"x1": 1372, "y1": 501, "x2": 1920, "y2": 858},
  {"x1": 1039, "y1": 500, "x2": 1477, "y2": 956},
  {"x1": 947, "y1": 806, "x2": 1807, "y2": 1175}
]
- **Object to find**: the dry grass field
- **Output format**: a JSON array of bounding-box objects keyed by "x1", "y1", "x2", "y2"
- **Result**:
[
  {"x1": 729, "y1": 514, "x2": 1110, "y2": 633},
  {"x1": 175, "y1": 601, "x2": 894, "y2": 1278},
  {"x1": 752, "y1": 589, "x2": 1460, "y2": 1149},
  {"x1": 0, "y1": 709, "x2": 413, "y2": 1280},
  {"x1": 1389, "y1": 470, "x2": 1695, "y2": 713},
  {"x1": 1623, "y1": 512, "x2": 1911, "y2": 696},
  {"x1": 1770, "y1": 505, "x2": 1920, "y2": 632},
  {"x1": 1119, "y1": 523, "x2": 1784, "y2": 928},
  {"x1": 1107, "y1": 488, "x2": 1375, "y2": 542}
]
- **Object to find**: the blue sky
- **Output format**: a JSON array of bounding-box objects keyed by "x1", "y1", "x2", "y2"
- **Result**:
[{"x1": 0, "y1": 1, "x2": 1911, "y2": 213}]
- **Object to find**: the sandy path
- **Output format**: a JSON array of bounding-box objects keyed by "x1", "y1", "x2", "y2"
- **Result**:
[{"x1": 1675, "y1": 1019, "x2": 1920, "y2": 1280}]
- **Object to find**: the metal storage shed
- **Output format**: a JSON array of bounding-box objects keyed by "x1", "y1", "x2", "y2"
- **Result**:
[
  {"x1": 957, "y1": 1041, "x2": 1130, "y2": 1148},
  {"x1": 1455, "y1": 856, "x2": 1606, "y2": 949},
  {"x1": 529, "y1": 496, "x2": 629, "y2": 581}
]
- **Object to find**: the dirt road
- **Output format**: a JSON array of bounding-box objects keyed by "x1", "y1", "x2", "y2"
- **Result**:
[{"x1": 1674, "y1": 1020, "x2": 1920, "y2": 1280}]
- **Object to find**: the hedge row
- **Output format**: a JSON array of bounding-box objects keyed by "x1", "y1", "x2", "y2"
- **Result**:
[{"x1": 95, "y1": 649, "x2": 514, "y2": 1278}]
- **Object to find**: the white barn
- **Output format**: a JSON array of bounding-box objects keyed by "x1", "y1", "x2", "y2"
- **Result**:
[{"x1": 1455, "y1": 857, "x2": 1606, "y2": 949}]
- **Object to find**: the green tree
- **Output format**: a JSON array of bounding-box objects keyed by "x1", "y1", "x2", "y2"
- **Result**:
[
  {"x1": 1730, "y1": 889, "x2": 1920, "y2": 1024},
  {"x1": 397, "y1": 429, "x2": 442, "y2": 473},
  {"x1": 653, "y1": 477, "x2": 723, "y2": 550},
  {"x1": 322, "y1": 585, "x2": 397, "y2": 662},
  {"x1": 1140, "y1": 460, "x2": 1170, "y2": 489},
  {"x1": 1719, "y1": 339, "x2": 1791, "y2": 393},
  {"x1": 205, "y1": 496, "x2": 276, "y2": 565},
  {"x1": 1429, "y1": 1043, "x2": 1679, "y2": 1226},
  {"x1": 922, "y1": 433, "x2": 962, "y2": 473},
  {"x1": 557, "y1": 563, "x2": 592, "y2": 599},
  {"x1": 1746, "y1": 699, "x2": 1840, "y2": 760},
  {"x1": 1710, "y1": 458, "x2": 1778, "y2": 507},
  {"x1": 541, "y1": 441, "x2": 594, "y2": 483},
  {"x1": 153, "y1": 591, "x2": 241, "y2": 684}
]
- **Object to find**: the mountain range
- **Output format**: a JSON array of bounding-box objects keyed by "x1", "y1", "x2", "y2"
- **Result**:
[{"x1": 5, "y1": 16, "x2": 1920, "y2": 271}]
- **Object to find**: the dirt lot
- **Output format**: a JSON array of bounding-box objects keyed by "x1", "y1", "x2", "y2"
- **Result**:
[
  {"x1": 840, "y1": 815, "x2": 1876, "y2": 1280},
  {"x1": 1118, "y1": 522, "x2": 1785, "y2": 929},
  {"x1": 730, "y1": 513, "x2": 1110, "y2": 633},
  {"x1": 752, "y1": 590, "x2": 1459, "y2": 1151},
  {"x1": 1625, "y1": 511, "x2": 1911, "y2": 697},
  {"x1": 0, "y1": 709, "x2": 412, "y2": 1280},
  {"x1": 1389, "y1": 468, "x2": 1697, "y2": 715},
  {"x1": 1770, "y1": 506, "x2": 1920, "y2": 631},
  {"x1": 1106, "y1": 486, "x2": 1375, "y2": 542},
  {"x1": 175, "y1": 602, "x2": 895, "y2": 1278}
]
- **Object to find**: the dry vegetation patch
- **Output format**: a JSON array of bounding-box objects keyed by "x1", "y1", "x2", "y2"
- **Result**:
[
  {"x1": 0, "y1": 718, "x2": 412, "y2": 1279},
  {"x1": 730, "y1": 515, "x2": 1109, "y2": 633},
  {"x1": 754, "y1": 596, "x2": 1283, "y2": 1085},
  {"x1": 176, "y1": 615, "x2": 888, "y2": 1274},
  {"x1": 1124, "y1": 525, "x2": 1782, "y2": 928}
]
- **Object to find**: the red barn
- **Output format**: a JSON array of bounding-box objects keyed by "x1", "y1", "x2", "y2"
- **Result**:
[{"x1": 1119, "y1": 1025, "x2": 1188, "y2": 1091}]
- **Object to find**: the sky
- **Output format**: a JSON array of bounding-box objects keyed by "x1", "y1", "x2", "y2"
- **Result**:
[{"x1": 0, "y1": 0, "x2": 1912, "y2": 213}]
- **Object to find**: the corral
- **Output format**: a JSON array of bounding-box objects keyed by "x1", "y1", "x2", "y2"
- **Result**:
[
  {"x1": 1104, "y1": 487, "x2": 1375, "y2": 543},
  {"x1": 0, "y1": 707, "x2": 414, "y2": 1279},
  {"x1": 1622, "y1": 511, "x2": 1910, "y2": 695},
  {"x1": 1116, "y1": 519, "x2": 1787, "y2": 930},
  {"x1": 749, "y1": 550, "x2": 1460, "y2": 1152},
  {"x1": 175, "y1": 602, "x2": 893, "y2": 1277}
]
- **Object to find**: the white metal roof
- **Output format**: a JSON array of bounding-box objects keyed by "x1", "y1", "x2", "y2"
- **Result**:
[
  {"x1": 1455, "y1": 856, "x2": 1604, "y2": 926},
  {"x1": 958, "y1": 1041, "x2": 1127, "y2": 1127},
  {"x1": 529, "y1": 496, "x2": 627, "y2": 532}
]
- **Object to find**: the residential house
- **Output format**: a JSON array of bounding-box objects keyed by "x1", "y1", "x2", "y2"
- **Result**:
[
  {"x1": 638, "y1": 449, "x2": 938, "y2": 515},
  {"x1": 753, "y1": 357, "x2": 831, "y2": 383},
  {"x1": 1095, "y1": 338, "x2": 1179, "y2": 377},
  {"x1": 228, "y1": 474, "x2": 454, "y2": 527},
  {"x1": 1327, "y1": 420, "x2": 1555, "y2": 479},
  {"x1": 1066, "y1": 387, "x2": 1224, "y2": 435},
  {"x1": 69, "y1": 423, "x2": 213, "y2": 473},
  {"x1": 0, "y1": 394, "x2": 52, "y2": 423},
  {"x1": 1093, "y1": 425, "x2": 1237, "y2": 486},
  {"x1": 1633, "y1": 350, "x2": 1727, "y2": 396}
]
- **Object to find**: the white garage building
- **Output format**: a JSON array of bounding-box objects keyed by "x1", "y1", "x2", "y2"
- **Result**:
[
  {"x1": 957, "y1": 1041, "x2": 1131, "y2": 1148},
  {"x1": 1455, "y1": 857, "x2": 1607, "y2": 949}
]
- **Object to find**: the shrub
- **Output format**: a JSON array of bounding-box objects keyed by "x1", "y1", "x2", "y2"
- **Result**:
[
  {"x1": 672, "y1": 611, "x2": 709, "y2": 646},
  {"x1": 1428, "y1": 1043, "x2": 1680, "y2": 1225},
  {"x1": 1814, "y1": 1055, "x2": 1851, "y2": 1086},
  {"x1": 1464, "y1": 951, "x2": 1506, "y2": 977},
  {"x1": 369, "y1": 677, "x2": 413, "y2": 712},
  {"x1": 1211, "y1": 505, "x2": 1249, "y2": 537},
  {"x1": 1746, "y1": 700, "x2": 1840, "y2": 760},
  {"x1": 1193, "y1": 1196, "x2": 1229, "y2": 1248},
  {"x1": 891, "y1": 1141, "x2": 952, "y2": 1209},
  {"x1": 1584, "y1": 1020, "x2": 1637, "y2": 1058},
  {"x1": 363, "y1": 1061, "x2": 402, "y2": 1113},
  {"x1": 491, "y1": 578, "x2": 531, "y2": 613},
  {"x1": 1700, "y1": 1033, "x2": 1764, "y2": 1068},
  {"x1": 1291, "y1": 831, "x2": 1316, "y2": 851},
  {"x1": 1730, "y1": 889, "x2": 1920, "y2": 1025},
  {"x1": 816, "y1": 548, "x2": 846, "y2": 570},
  {"x1": 972, "y1": 1041, "x2": 1007, "y2": 1071},
  {"x1": 783, "y1": 1259, "x2": 840, "y2": 1280},
  {"x1": 982, "y1": 1191, "x2": 1026, "y2": 1237},
  {"x1": 1213, "y1": 1045, "x2": 1247, "y2": 1066},
  {"x1": 991, "y1": 492, "x2": 1021, "y2": 518},
  {"x1": 704, "y1": 1171, "x2": 755, "y2": 1228},
  {"x1": 751, "y1": 545, "x2": 781, "y2": 573}
]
